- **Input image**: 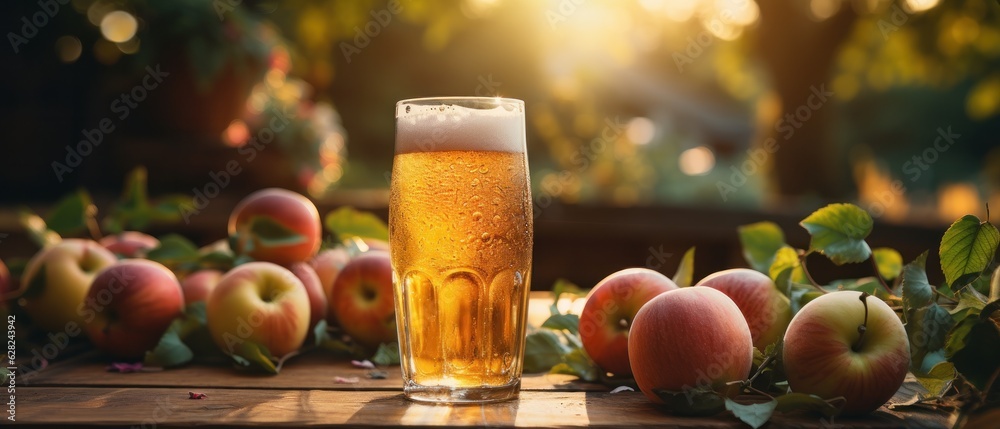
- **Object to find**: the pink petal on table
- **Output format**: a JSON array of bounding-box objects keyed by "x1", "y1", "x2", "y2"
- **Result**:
[
  {"x1": 351, "y1": 360, "x2": 376, "y2": 369},
  {"x1": 334, "y1": 376, "x2": 360, "y2": 384},
  {"x1": 188, "y1": 392, "x2": 207, "y2": 399},
  {"x1": 106, "y1": 362, "x2": 143, "y2": 373}
]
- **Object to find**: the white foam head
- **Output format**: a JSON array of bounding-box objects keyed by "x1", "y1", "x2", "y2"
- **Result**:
[{"x1": 395, "y1": 98, "x2": 525, "y2": 154}]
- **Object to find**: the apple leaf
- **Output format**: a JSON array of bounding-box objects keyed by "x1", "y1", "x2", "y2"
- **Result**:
[
  {"x1": 772, "y1": 265, "x2": 820, "y2": 315},
  {"x1": 313, "y1": 321, "x2": 367, "y2": 358},
  {"x1": 247, "y1": 216, "x2": 307, "y2": 248},
  {"x1": 939, "y1": 214, "x2": 1000, "y2": 290},
  {"x1": 768, "y1": 246, "x2": 807, "y2": 285},
  {"x1": 18, "y1": 209, "x2": 61, "y2": 248},
  {"x1": 949, "y1": 304, "x2": 1000, "y2": 390},
  {"x1": 324, "y1": 207, "x2": 389, "y2": 242},
  {"x1": 143, "y1": 330, "x2": 193, "y2": 368},
  {"x1": 672, "y1": 247, "x2": 696, "y2": 287},
  {"x1": 144, "y1": 302, "x2": 218, "y2": 368},
  {"x1": 901, "y1": 252, "x2": 934, "y2": 310},
  {"x1": 541, "y1": 313, "x2": 580, "y2": 336},
  {"x1": 873, "y1": 247, "x2": 904, "y2": 281},
  {"x1": 230, "y1": 341, "x2": 278, "y2": 374},
  {"x1": 44, "y1": 189, "x2": 95, "y2": 236},
  {"x1": 725, "y1": 398, "x2": 776, "y2": 429},
  {"x1": 523, "y1": 330, "x2": 570, "y2": 373},
  {"x1": 372, "y1": 342, "x2": 401, "y2": 366},
  {"x1": 652, "y1": 388, "x2": 725, "y2": 417},
  {"x1": 550, "y1": 348, "x2": 599, "y2": 382},
  {"x1": 914, "y1": 361, "x2": 956, "y2": 397},
  {"x1": 900, "y1": 253, "x2": 954, "y2": 375},
  {"x1": 738, "y1": 221, "x2": 786, "y2": 273},
  {"x1": 773, "y1": 393, "x2": 843, "y2": 419},
  {"x1": 146, "y1": 234, "x2": 200, "y2": 269},
  {"x1": 799, "y1": 203, "x2": 873, "y2": 265}
]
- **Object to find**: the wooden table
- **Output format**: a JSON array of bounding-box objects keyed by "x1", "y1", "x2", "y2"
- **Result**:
[{"x1": 13, "y1": 351, "x2": 955, "y2": 428}]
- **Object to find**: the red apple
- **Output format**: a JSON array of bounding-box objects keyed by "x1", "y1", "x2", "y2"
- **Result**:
[
  {"x1": 783, "y1": 291, "x2": 909, "y2": 415},
  {"x1": 180, "y1": 269, "x2": 223, "y2": 305},
  {"x1": 207, "y1": 262, "x2": 310, "y2": 357},
  {"x1": 98, "y1": 231, "x2": 160, "y2": 258},
  {"x1": 288, "y1": 262, "x2": 327, "y2": 330},
  {"x1": 695, "y1": 268, "x2": 792, "y2": 350},
  {"x1": 228, "y1": 188, "x2": 322, "y2": 265},
  {"x1": 0, "y1": 258, "x2": 12, "y2": 312},
  {"x1": 310, "y1": 247, "x2": 350, "y2": 319},
  {"x1": 82, "y1": 259, "x2": 185, "y2": 359},
  {"x1": 19, "y1": 239, "x2": 118, "y2": 332},
  {"x1": 331, "y1": 251, "x2": 395, "y2": 348},
  {"x1": 629, "y1": 287, "x2": 753, "y2": 403},
  {"x1": 579, "y1": 268, "x2": 678, "y2": 376}
]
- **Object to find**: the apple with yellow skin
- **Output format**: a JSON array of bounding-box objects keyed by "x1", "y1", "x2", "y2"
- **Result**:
[
  {"x1": 783, "y1": 291, "x2": 909, "y2": 415},
  {"x1": 695, "y1": 268, "x2": 792, "y2": 350},
  {"x1": 19, "y1": 239, "x2": 118, "y2": 332},
  {"x1": 207, "y1": 262, "x2": 310, "y2": 357},
  {"x1": 578, "y1": 268, "x2": 678, "y2": 376},
  {"x1": 82, "y1": 259, "x2": 185, "y2": 359},
  {"x1": 628, "y1": 287, "x2": 754, "y2": 403},
  {"x1": 228, "y1": 188, "x2": 322, "y2": 266}
]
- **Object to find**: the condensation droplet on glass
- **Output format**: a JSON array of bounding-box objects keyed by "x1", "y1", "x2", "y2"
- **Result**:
[
  {"x1": 493, "y1": 215, "x2": 501, "y2": 223},
  {"x1": 471, "y1": 178, "x2": 479, "y2": 187},
  {"x1": 479, "y1": 166, "x2": 488, "y2": 174},
  {"x1": 405, "y1": 105, "x2": 411, "y2": 113},
  {"x1": 472, "y1": 212, "x2": 483, "y2": 221},
  {"x1": 481, "y1": 233, "x2": 491, "y2": 242}
]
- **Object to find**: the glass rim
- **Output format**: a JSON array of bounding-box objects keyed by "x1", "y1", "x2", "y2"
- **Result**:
[{"x1": 396, "y1": 96, "x2": 524, "y2": 108}]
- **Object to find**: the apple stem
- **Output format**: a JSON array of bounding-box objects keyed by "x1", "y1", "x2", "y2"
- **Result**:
[
  {"x1": 84, "y1": 204, "x2": 102, "y2": 241},
  {"x1": 868, "y1": 255, "x2": 895, "y2": 296},
  {"x1": 852, "y1": 292, "x2": 870, "y2": 352},
  {"x1": 797, "y1": 252, "x2": 827, "y2": 294}
]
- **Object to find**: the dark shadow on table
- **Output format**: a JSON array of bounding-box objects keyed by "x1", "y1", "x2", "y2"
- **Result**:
[{"x1": 345, "y1": 394, "x2": 520, "y2": 427}]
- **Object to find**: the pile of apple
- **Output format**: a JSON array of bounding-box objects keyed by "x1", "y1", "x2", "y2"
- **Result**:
[
  {"x1": 9, "y1": 188, "x2": 396, "y2": 362},
  {"x1": 578, "y1": 267, "x2": 909, "y2": 416}
]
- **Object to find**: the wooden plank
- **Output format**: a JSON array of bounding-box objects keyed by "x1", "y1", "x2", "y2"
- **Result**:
[
  {"x1": 14, "y1": 386, "x2": 952, "y2": 428},
  {"x1": 21, "y1": 351, "x2": 606, "y2": 392}
]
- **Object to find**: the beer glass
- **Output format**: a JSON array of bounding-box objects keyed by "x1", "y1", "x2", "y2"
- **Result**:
[{"x1": 390, "y1": 97, "x2": 533, "y2": 403}]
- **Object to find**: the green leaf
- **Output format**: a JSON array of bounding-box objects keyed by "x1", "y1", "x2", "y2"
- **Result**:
[
  {"x1": 738, "y1": 221, "x2": 786, "y2": 273},
  {"x1": 324, "y1": 207, "x2": 389, "y2": 242},
  {"x1": 144, "y1": 302, "x2": 212, "y2": 368},
  {"x1": 248, "y1": 216, "x2": 307, "y2": 247},
  {"x1": 947, "y1": 311, "x2": 981, "y2": 356},
  {"x1": 523, "y1": 330, "x2": 570, "y2": 373},
  {"x1": 550, "y1": 348, "x2": 599, "y2": 382},
  {"x1": 18, "y1": 210, "x2": 61, "y2": 248},
  {"x1": 991, "y1": 267, "x2": 1000, "y2": 301},
  {"x1": 44, "y1": 190, "x2": 95, "y2": 235},
  {"x1": 103, "y1": 167, "x2": 152, "y2": 233},
  {"x1": 143, "y1": 329, "x2": 193, "y2": 368},
  {"x1": 901, "y1": 252, "x2": 934, "y2": 310},
  {"x1": 230, "y1": 341, "x2": 278, "y2": 374},
  {"x1": 768, "y1": 246, "x2": 803, "y2": 284},
  {"x1": 773, "y1": 393, "x2": 843, "y2": 419},
  {"x1": 950, "y1": 305, "x2": 1000, "y2": 389},
  {"x1": 914, "y1": 361, "x2": 955, "y2": 397},
  {"x1": 372, "y1": 342, "x2": 401, "y2": 366},
  {"x1": 652, "y1": 388, "x2": 725, "y2": 417},
  {"x1": 672, "y1": 247, "x2": 695, "y2": 287},
  {"x1": 800, "y1": 203, "x2": 873, "y2": 265},
  {"x1": 873, "y1": 247, "x2": 904, "y2": 281},
  {"x1": 146, "y1": 234, "x2": 200, "y2": 267},
  {"x1": 314, "y1": 320, "x2": 366, "y2": 358},
  {"x1": 150, "y1": 195, "x2": 195, "y2": 223},
  {"x1": 541, "y1": 313, "x2": 580, "y2": 336},
  {"x1": 772, "y1": 264, "x2": 820, "y2": 315},
  {"x1": 939, "y1": 215, "x2": 999, "y2": 289},
  {"x1": 725, "y1": 398, "x2": 776, "y2": 429}
]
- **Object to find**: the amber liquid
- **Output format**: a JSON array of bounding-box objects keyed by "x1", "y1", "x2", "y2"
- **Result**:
[{"x1": 389, "y1": 150, "x2": 533, "y2": 396}]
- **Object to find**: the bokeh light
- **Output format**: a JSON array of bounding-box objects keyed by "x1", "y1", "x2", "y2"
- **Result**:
[
  {"x1": 55, "y1": 36, "x2": 82, "y2": 63},
  {"x1": 626, "y1": 117, "x2": 656, "y2": 145},
  {"x1": 678, "y1": 146, "x2": 716, "y2": 176},
  {"x1": 100, "y1": 11, "x2": 138, "y2": 43}
]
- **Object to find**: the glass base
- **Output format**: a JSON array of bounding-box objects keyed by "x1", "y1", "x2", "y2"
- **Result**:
[{"x1": 403, "y1": 379, "x2": 521, "y2": 404}]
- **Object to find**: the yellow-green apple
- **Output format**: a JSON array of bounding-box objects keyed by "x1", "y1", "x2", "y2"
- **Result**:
[
  {"x1": 98, "y1": 231, "x2": 160, "y2": 258},
  {"x1": 82, "y1": 259, "x2": 185, "y2": 359},
  {"x1": 695, "y1": 268, "x2": 792, "y2": 350},
  {"x1": 310, "y1": 247, "x2": 350, "y2": 320},
  {"x1": 207, "y1": 262, "x2": 310, "y2": 357},
  {"x1": 783, "y1": 291, "x2": 909, "y2": 415},
  {"x1": 629, "y1": 287, "x2": 753, "y2": 403},
  {"x1": 180, "y1": 269, "x2": 223, "y2": 305},
  {"x1": 228, "y1": 188, "x2": 321, "y2": 265},
  {"x1": 19, "y1": 239, "x2": 117, "y2": 332},
  {"x1": 288, "y1": 262, "x2": 327, "y2": 330},
  {"x1": 331, "y1": 251, "x2": 394, "y2": 348},
  {"x1": 579, "y1": 268, "x2": 678, "y2": 376}
]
